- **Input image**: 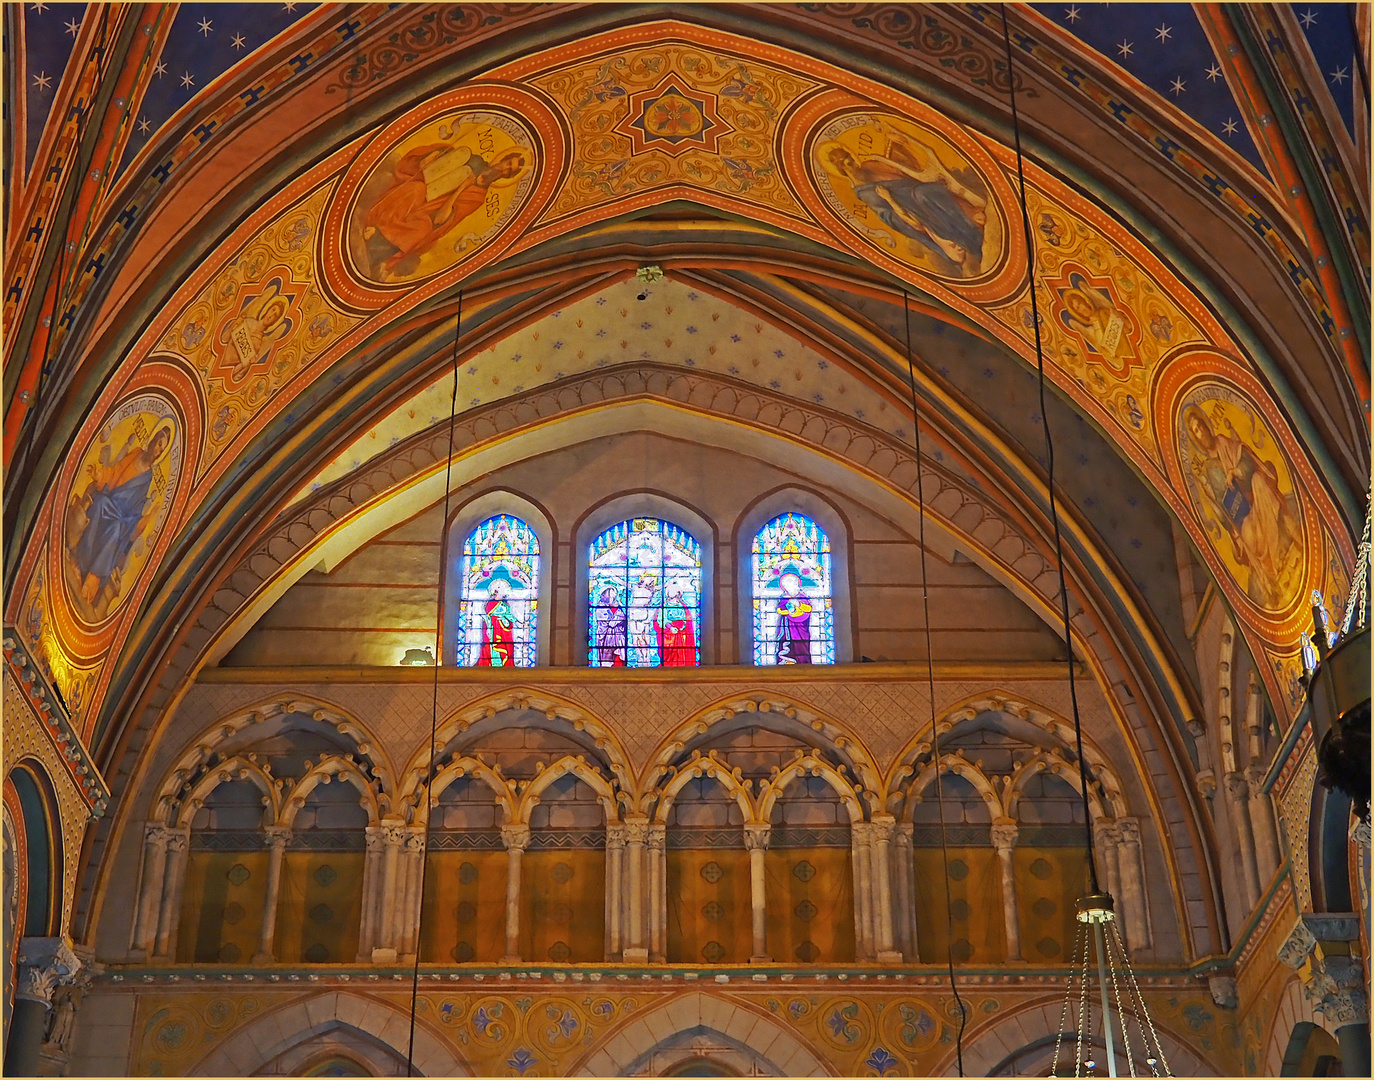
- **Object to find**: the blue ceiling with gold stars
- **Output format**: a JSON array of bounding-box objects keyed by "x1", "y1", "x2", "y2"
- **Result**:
[{"x1": 1031, "y1": 2, "x2": 1269, "y2": 172}]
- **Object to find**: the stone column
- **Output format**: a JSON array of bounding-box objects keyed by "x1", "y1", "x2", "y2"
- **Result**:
[
  {"x1": 130, "y1": 823, "x2": 170, "y2": 956},
  {"x1": 1225, "y1": 772, "x2": 1262, "y2": 910},
  {"x1": 852, "y1": 822, "x2": 875, "y2": 960},
  {"x1": 605, "y1": 823, "x2": 626, "y2": 961},
  {"x1": 4, "y1": 938, "x2": 80, "y2": 1077},
  {"x1": 252, "y1": 825, "x2": 291, "y2": 963},
  {"x1": 871, "y1": 815, "x2": 901, "y2": 963},
  {"x1": 500, "y1": 823, "x2": 530, "y2": 963},
  {"x1": 370, "y1": 820, "x2": 406, "y2": 962},
  {"x1": 1093, "y1": 819, "x2": 1123, "y2": 902},
  {"x1": 743, "y1": 823, "x2": 772, "y2": 963},
  {"x1": 623, "y1": 817, "x2": 649, "y2": 962},
  {"x1": 1115, "y1": 819, "x2": 1151, "y2": 951},
  {"x1": 1246, "y1": 765, "x2": 1282, "y2": 885},
  {"x1": 357, "y1": 826, "x2": 386, "y2": 961},
  {"x1": 894, "y1": 822, "x2": 916, "y2": 961},
  {"x1": 990, "y1": 819, "x2": 1022, "y2": 961},
  {"x1": 398, "y1": 826, "x2": 427, "y2": 961},
  {"x1": 152, "y1": 826, "x2": 191, "y2": 960},
  {"x1": 648, "y1": 823, "x2": 667, "y2": 962}
]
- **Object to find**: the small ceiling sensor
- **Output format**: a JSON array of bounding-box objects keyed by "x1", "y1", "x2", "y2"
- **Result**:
[{"x1": 635, "y1": 264, "x2": 664, "y2": 299}]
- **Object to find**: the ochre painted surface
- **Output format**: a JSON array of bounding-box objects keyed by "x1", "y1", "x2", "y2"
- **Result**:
[
  {"x1": 520, "y1": 849, "x2": 605, "y2": 964},
  {"x1": 177, "y1": 851, "x2": 269, "y2": 964},
  {"x1": 274, "y1": 852, "x2": 364, "y2": 965},
  {"x1": 764, "y1": 847, "x2": 855, "y2": 964},
  {"x1": 421, "y1": 850, "x2": 508, "y2": 963},
  {"x1": 667, "y1": 848, "x2": 752, "y2": 964}
]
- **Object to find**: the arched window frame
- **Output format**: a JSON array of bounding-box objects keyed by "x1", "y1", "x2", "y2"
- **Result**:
[
  {"x1": 574, "y1": 493, "x2": 716, "y2": 666},
  {"x1": 442, "y1": 491, "x2": 555, "y2": 667},
  {"x1": 734, "y1": 487, "x2": 854, "y2": 664}
]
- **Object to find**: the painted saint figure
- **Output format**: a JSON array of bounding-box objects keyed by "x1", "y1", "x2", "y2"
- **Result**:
[
  {"x1": 221, "y1": 294, "x2": 290, "y2": 384},
  {"x1": 1061, "y1": 284, "x2": 1127, "y2": 362},
  {"x1": 656, "y1": 584, "x2": 697, "y2": 666},
  {"x1": 774, "y1": 572, "x2": 814, "y2": 664},
  {"x1": 476, "y1": 579, "x2": 516, "y2": 667},
  {"x1": 362, "y1": 142, "x2": 527, "y2": 279},
  {"x1": 822, "y1": 133, "x2": 988, "y2": 278},
  {"x1": 1183, "y1": 405, "x2": 1302, "y2": 608},
  {"x1": 68, "y1": 421, "x2": 173, "y2": 607},
  {"x1": 595, "y1": 586, "x2": 628, "y2": 666}
]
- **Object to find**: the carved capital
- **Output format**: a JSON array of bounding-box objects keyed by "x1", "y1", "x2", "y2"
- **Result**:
[
  {"x1": 895, "y1": 821, "x2": 914, "y2": 843},
  {"x1": 364, "y1": 826, "x2": 387, "y2": 854},
  {"x1": 743, "y1": 823, "x2": 771, "y2": 851},
  {"x1": 500, "y1": 823, "x2": 531, "y2": 852},
  {"x1": 1302, "y1": 954, "x2": 1370, "y2": 1025},
  {"x1": 851, "y1": 821, "x2": 874, "y2": 845},
  {"x1": 1196, "y1": 768, "x2": 1217, "y2": 799},
  {"x1": 15, "y1": 938, "x2": 81, "y2": 1006},
  {"x1": 263, "y1": 825, "x2": 291, "y2": 850},
  {"x1": 646, "y1": 823, "x2": 667, "y2": 850},
  {"x1": 143, "y1": 822, "x2": 172, "y2": 850},
  {"x1": 990, "y1": 820, "x2": 1019, "y2": 853},
  {"x1": 403, "y1": 827, "x2": 427, "y2": 855},
  {"x1": 1224, "y1": 772, "x2": 1251, "y2": 803},
  {"x1": 605, "y1": 822, "x2": 627, "y2": 849},
  {"x1": 870, "y1": 814, "x2": 896, "y2": 844},
  {"x1": 1093, "y1": 819, "x2": 1121, "y2": 847},
  {"x1": 1116, "y1": 818, "x2": 1142, "y2": 847},
  {"x1": 1278, "y1": 916, "x2": 1319, "y2": 970},
  {"x1": 380, "y1": 819, "x2": 408, "y2": 846},
  {"x1": 163, "y1": 826, "x2": 191, "y2": 855},
  {"x1": 623, "y1": 817, "x2": 650, "y2": 845},
  {"x1": 1186, "y1": 718, "x2": 1207, "y2": 741}
]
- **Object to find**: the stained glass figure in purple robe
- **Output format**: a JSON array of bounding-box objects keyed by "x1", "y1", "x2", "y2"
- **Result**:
[{"x1": 752, "y1": 513, "x2": 834, "y2": 665}]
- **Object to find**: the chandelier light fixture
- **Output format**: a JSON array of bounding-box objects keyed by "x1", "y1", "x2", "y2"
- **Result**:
[{"x1": 997, "y1": 10, "x2": 1170, "y2": 1076}]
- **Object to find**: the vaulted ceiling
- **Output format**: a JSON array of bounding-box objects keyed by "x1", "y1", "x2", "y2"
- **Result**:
[{"x1": 2, "y1": 6, "x2": 1368, "y2": 940}]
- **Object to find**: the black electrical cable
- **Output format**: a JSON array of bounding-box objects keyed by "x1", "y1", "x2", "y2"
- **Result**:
[
  {"x1": 406, "y1": 291, "x2": 464, "y2": 1077},
  {"x1": 902, "y1": 291, "x2": 968, "y2": 1076},
  {"x1": 999, "y1": 8, "x2": 1100, "y2": 892}
]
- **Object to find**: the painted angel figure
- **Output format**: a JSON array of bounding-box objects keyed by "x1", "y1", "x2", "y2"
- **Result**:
[
  {"x1": 821, "y1": 122, "x2": 989, "y2": 277},
  {"x1": 362, "y1": 141, "x2": 527, "y2": 279},
  {"x1": 68, "y1": 422, "x2": 174, "y2": 606}
]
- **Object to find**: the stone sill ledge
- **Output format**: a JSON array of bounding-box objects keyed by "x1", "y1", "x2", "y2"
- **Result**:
[
  {"x1": 97, "y1": 964, "x2": 1196, "y2": 988},
  {"x1": 198, "y1": 660, "x2": 1083, "y2": 684}
]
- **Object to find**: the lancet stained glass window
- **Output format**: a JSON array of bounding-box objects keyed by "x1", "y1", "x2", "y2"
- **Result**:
[
  {"x1": 458, "y1": 515, "x2": 539, "y2": 667},
  {"x1": 589, "y1": 518, "x2": 701, "y2": 667},
  {"x1": 752, "y1": 513, "x2": 835, "y2": 665}
]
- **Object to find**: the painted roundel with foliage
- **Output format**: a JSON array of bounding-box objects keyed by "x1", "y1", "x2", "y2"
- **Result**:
[
  {"x1": 752, "y1": 513, "x2": 834, "y2": 665},
  {"x1": 458, "y1": 515, "x2": 539, "y2": 667},
  {"x1": 589, "y1": 518, "x2": 701, "y2": 668}
]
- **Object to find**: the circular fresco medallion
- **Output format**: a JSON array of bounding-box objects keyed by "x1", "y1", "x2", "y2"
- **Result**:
[
  {"x1": 1173, "y1": 381, "x2": 1307, "y2": 613},
  {"x1": 343, "y1": 108, "x2": 538, "y2": 287},
  {"x1": 59, "y1": 392, "x2": 184, "y2": 626},
  {"x1": 809, "y1": 110, "x2": 1008, "y2": 284}
]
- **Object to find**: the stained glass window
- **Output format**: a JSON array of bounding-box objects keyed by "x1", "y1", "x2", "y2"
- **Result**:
[
  {"x1": 752, "y1": 513, "x2": 835, "y2": 665},
  {"x1": 589, "y1": 518, "x2": 701, "y2": 667},
  {"x1": 458, "y1": 515, "x2": 539, "y2": 667}
]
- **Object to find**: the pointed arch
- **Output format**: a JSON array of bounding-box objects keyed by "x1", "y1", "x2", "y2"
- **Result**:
[
  {"x1": 517, "y1": 754, "x2": 619, "y2": 822},
  {"x1": 412, "y1": 755, "x2": 515, "y2": 827},
  {"x1": 173, "y1": 756, "x2": 280, "y2": 829},
  {"x1": 279, "y1": 755, "x2": 382, "y2": 828},
  {"x1": 757, "y1": 750, "x2": 865, "y2": 824},
  {"x1": 904, "y1": 756, "x2": 1004, "y2": 821},
  {"x1": 652, "y1": 751, "x2": 758, "y2": 825}
]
